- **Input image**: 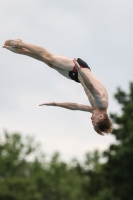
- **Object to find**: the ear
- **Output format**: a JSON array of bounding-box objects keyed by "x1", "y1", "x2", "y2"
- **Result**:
[{"x1": 99, "y1": 115, "x2": 104, "y2": 119}]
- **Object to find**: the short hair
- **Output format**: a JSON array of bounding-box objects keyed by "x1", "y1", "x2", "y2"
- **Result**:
[{"x1": 93, "y1": 114, "x2": 113, "y2": 136}]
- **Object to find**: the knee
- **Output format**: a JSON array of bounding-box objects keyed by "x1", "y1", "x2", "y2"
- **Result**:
[{"x1": 43, "y1": 53, "x2": 54, "y2": 64}]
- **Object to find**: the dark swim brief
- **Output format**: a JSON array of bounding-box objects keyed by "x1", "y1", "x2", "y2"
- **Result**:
[{"x1": 68, "y1": 58, "x2": 91, "y2": 83}]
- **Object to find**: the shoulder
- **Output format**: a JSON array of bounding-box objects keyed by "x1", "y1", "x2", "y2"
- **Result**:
[{"x1": 97, "y1": 98, "x2": 108, "y2": 109}]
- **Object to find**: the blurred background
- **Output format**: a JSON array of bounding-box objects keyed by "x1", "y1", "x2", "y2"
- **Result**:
[{"x1": 0, "y1": 0, "x2": 133, "y2": 199}]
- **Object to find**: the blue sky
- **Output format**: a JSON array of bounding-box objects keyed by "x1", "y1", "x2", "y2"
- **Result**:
[{"x1": 0, "y1": 0, "x2": 133, "y2": 161}]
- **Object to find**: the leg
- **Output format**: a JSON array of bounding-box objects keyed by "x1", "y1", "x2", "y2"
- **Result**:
[
  {"x1": 3, "y1": 44, "x2": 45, "y2": 63},
  {"x1": 55, "y1": 67, "x2": 71, "y2": 80},
  {"x1": 4, "y1": 40, "x2": 72, "y2": 80},
  {"x1": 5, "y1": 39, "x2": 75, "y2": 71}
]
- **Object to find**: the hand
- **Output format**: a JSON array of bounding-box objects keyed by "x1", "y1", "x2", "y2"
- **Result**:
[
  {"x1": 73, "y1": 58, "x2": 81, "y2": 71},
  {"x1": 39, "y1": 102, "x2": 56, "y2": 106}
]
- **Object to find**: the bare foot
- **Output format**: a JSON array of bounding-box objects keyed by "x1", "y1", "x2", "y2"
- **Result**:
[
  {"x1": 3, "y1": 45, "x2": 24, "y2": 54},
  {"x1": 4, "y1": 39, "x2": 22, "y2": 47}
]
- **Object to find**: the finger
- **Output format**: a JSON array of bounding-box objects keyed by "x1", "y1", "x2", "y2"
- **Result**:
[
  {"x1": 73, "y1": 59, "x2": 76, "y2": 64},
  {"x1": 39, "y1": 103, "x2": 47, "y2": 106},
  {"x1": 73, "y1": 58, "x2": 77, "y2": 63}
]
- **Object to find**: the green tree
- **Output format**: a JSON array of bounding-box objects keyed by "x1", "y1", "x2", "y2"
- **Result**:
[
  {"x1": 32, "y1": 152, "x2": 85, "y2": 200},
  {"x1": 74, "y1": 150, "x2": 103, "y2": 200},
  {"x1": 0, "y1": 132, "x2": 85, "y2": 200},
  {"x1": 0, "y1": 132, "x2": 41, "y2": 200}
]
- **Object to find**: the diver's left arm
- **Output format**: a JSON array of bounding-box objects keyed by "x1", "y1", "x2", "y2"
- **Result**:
[{"x1": 73, "y1": 59, "x2": 107, "y2": 108}]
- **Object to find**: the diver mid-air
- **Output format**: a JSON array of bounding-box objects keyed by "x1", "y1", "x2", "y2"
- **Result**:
[{"x1": 3, "y1": 39, "x2": 113, "y2": 135}]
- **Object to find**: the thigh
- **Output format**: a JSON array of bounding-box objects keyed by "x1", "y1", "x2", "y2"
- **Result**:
[
  {"x1": 55, "y1": 67, "x2": 71, "y2": 80},
  {"x1": 51, "y1": 55, "x2": 75, "y2": 71}
]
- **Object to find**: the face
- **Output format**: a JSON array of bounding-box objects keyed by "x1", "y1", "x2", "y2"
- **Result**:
[{"x1": 91, "y1": 110, "x2": 104, "y2": 127}]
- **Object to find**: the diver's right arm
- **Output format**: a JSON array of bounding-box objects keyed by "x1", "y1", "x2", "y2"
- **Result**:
[{"x1": 39, "y1": 102, "x2": 93, "y2": 113}]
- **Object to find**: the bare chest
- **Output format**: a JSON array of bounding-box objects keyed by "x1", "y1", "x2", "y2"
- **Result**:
[{"x1": 78, "y1": 70, "x2": 108, "y2": 108}]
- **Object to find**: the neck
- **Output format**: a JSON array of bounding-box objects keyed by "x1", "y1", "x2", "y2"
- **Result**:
[{"x1": 94, "y1": 107, "x2": 107, "y2": 114}]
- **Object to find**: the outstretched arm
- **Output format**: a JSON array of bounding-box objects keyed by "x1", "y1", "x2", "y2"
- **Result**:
[
  {"x1": 73, "y1": 59, "x2": 107, "y2": 108},
  {"x1": 73, "y1": 58, "x2": 94, "y2": 89},
  {"x1": 39, "y1": 102, "x2": 93, "y2": 113}
]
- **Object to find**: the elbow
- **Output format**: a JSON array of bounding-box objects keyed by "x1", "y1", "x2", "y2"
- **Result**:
[{"x1": 70, "y1": 103, "x2": 79, "y2": 110}]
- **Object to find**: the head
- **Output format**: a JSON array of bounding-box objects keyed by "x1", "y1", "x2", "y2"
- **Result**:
[{"x1": 91, "y1": 110, "x2": 113, "y2": 136}]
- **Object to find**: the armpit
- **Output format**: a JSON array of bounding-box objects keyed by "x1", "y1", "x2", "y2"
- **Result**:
[{"x1": 97, "y1": 98, "x2": 108, "y2": 109}]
